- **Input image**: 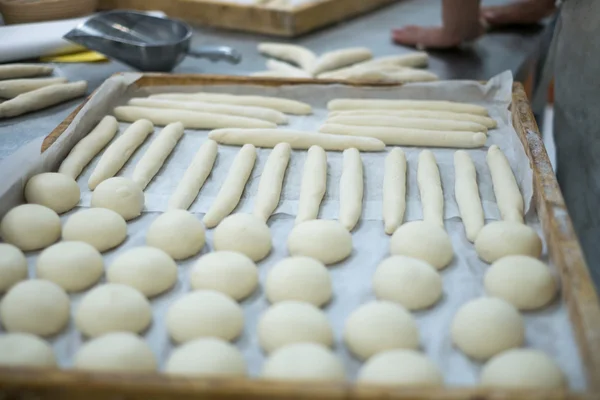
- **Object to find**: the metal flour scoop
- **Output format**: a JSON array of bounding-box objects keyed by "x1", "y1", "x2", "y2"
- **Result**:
[{"x1": 64, "y1": 10, "x2": 241, "y2": 72}]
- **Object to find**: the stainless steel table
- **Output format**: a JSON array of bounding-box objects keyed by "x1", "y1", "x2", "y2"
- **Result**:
[{"x1": 0, "y1": 0, "x2": 548, "y2": 162}]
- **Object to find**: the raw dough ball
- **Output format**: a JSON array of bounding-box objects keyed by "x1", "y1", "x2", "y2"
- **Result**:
[
  {"x1": 165, "y1": 337, "x2": 247, "y2": 377},
  {"x1": 287, "y1": 220, "x2": 352, "y2": 265},
  {"x1": 0, "y1": 204, "x2": 61, "y2": 251},
  {"x1": 485, "y1": 255, "x2": 557, "y2": 310},
  {"x1": 0, "y1": 333, "x2": 56, "y2": 367},
  {"x1": 213, "y1": 213, "x2": 272, "y2": 262},
  {"x1": 373, "y1": 256, "x2": 442, "y2": 310},
  {"x1": 258, "y1": 300, "x2": 334, "y2": 353},
  {"x1": 146, "y1": 210, "x2": 205, "y2": 260},
  {"x1": 91, "y1": 177, "x2": 145, "y2": 221},
  {"x1": 262, "y1": 343, "x2": 345, "y2": 382},
  {"x1": 475, "y1": 221, "x2": 542, "y2": 263},
  {"x1": 390, "y1": 221, "x2": 453, "y2": 269},
  {"x1": 358, "y1": 349, "x2": 444, "y2": 387},
  {"x1": 167, "y1": 290, "x2": 244, "y2": 343},
  {"x1": 344, "y1": 301, "x2": 419, "y2": 360},
  {"x1": 75, "y1": 283, "x2": 152, "y2": 337},
  {"x1": 36, "y1": 241, "x2": 103, "y2": 292},
  {"x1": 24, "y1": 172, "x2": 80, "y2": 214},
  {"x1": 0, "y1": 280, "x2": 69, "y2": 336},
  {"x1": 451, "y1": 297, "x2": 524, "y2": 360},
  {"x1": 62, "y1": 208, "x2": 127, "y2": 252},
  {"x1": 0, "y1": 243, "x2": 27, "y2": 293},
  {"x1": 189, "y1": 251, "x2": 258, "y2": 301},
  {"x1": 481, "y1": 349, "x2": 566, "y2": 389},
  {"x1": 265, "y1": 257, "x2": 332, "y2": 307},
  {"x1": 107, "y1": 246, "x2": 177, "y2": 297},
  {"x1": 74, "y1": 332, "x2": 157, "y2": 372}
]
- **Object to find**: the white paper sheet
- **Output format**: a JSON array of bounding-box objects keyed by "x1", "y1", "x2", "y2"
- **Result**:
[{"x1": 0, "y1": 71, "x2": 586, "y2": 389}]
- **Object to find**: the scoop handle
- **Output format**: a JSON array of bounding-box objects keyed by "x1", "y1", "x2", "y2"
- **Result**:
[{"x1": 188, "y1": 46, "x2": 241, "y2": 64}]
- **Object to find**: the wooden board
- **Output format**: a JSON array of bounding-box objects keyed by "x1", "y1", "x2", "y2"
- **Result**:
[
  {"x1": 97, "y1": 0, "x2": 398, "y2": 37},
  {"x1": 2, "y1": 74, "x2": 600, "y2": 399}
]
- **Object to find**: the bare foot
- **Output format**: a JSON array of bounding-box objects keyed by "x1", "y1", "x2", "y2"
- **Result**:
[
  {"x1": 481, "y1": 0, "x2": 556, "y2": 26},
  {"x1": 392, "y1": 25, "x2": 485, "y2": 49}
]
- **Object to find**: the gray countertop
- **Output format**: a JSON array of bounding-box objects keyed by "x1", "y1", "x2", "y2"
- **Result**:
[{"x1": 0, "y1": 0, "x2": 547, "y2": 162}]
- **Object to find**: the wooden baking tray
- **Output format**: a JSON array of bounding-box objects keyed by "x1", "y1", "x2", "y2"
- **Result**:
[
  {"x1": 1, "y1": 75, "x2": 600, "y2": 399},
  {"x1": 97, "y1": 0, "x2": 398, "y2": 37}
]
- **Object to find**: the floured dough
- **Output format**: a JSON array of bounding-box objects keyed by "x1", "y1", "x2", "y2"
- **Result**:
[
  {"x1": 88, "y1": 119, "x2": 154, "y2": 190},
  {"x1": 253, "y1": 143, "x2": 291, "y2": 222},
  {"x1": 373, "y1": 256, "x2": 442, "y2": 310},
  {"x1": 0, "y1": 243, "x2": 27, "y2": 293},
  {"x1": 451, "y1": 297, "x2": 524, "y2": 360},
  {"x1": 390, "y1": 221, "x2": 453, "y2": 269},
  {"x1": 262, "y1": 343, "x2": 345, "y2": 382},
  {"x1": 0, "y1": 333, "x2": 56, "y2": 368},
  {"x1": 485, "y1": 255, "x2": 557, "y2": 310},
  {"x1": 344, "y1": 301, "x2": 420, "y2": 360},
  {"x1": 0, "y1": 280, "x2": 70, "y2": 336},
  {"x1": 213, "y1": 213, "x2": 272, "y2": 262},
  {"x1": 167, "y1": 290, "x2": 244, "y2": 343},
  {"x1": 62, "y1": 208, "x2": 127, "y2": 252},
  {"x1": 58, "y1": 116, "x2": 119, "y2": 179},
  {"x1": 287, "y1": 220, "x2": 352, "y2": 265},
  {"x1": 146, "y1": 210, "x2": 205, "y2": 260},
  {"x1": 165, "y1": 337, "x2": 247, "y2": 377},
  {"x1": 328, "y1": 98, "x2": 489, "y2": 116},
  {"x1": 203, "y1": 145, "x2": 256, "y2": 228},
  {"x1": 383, "y1": 148, "x2": 407, "y2": 234},
  {"x1": 90, "y1": 177, "x2": 145, "y2": 221},
  {"x1": 339, "y1": 148, "x2": 363, "y2": 231},
  {"x1": 36, "y1": 241, "x2": 104, "y2": 292},
  {"x1": 358, "y1": 349, "x2": 443, "y2": 387},
  {"x1": 74, "y1": 332, "x2": 157, "y2": 372},
  {"x1": 190, "y1": 251, "x2": 258, "y2": 301},
  {"x1": 481, "y1": 349, "x2": 566, "y2": 389},
  {"x1": 0, "y1": 204, "x2": 61, "y2": 251},
  {"x1": 418, "y1": 150, "x2": 444, "y2": 228},
  {"x1": 296, "y1": 145, "x2": 327, "y2": 224},
  {"x1": 454, "y1": 151, "x2": 484, "y2": 242},
  {"x1": 487, "y1": 145, "x2": 524, "y2": 224},
  {"x1": 107, "y1": 246, "x2": 177, "y2": 297},
  {"x1": 75, "y1": 283, "x2": 152, "y2": 337},
  {"x1": 266, "y1": 257, "x2": 332, "y2": 307},
  {"x1": 24, "y1": 172, "x2": 80, "y2": 213},
  {"x1": 258, "y1": 300, "x2": 333, "y2": 353},
  {"x1": 475, "y1": 221, "x2": 542, "y2": 263}
]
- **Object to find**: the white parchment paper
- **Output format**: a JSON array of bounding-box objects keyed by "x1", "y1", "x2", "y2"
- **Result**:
[{"x1": 0, "y1": 71, "x2": 586, "y2": 389}]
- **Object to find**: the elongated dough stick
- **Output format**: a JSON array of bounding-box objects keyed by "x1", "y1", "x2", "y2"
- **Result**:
[
  {"x1": 418, "y1": 150, "x2": 444, "y2": 228},
  {"x1": 487, "y1": 145, "x2": 524, "y2": 224},
  {"x1": 266, "y1": 59, "x2": 312, "y2": 78},
  {"x1": 132, "y1": 122, "x2": 184, "y2": 190},
  {"x1": 341, "y1": 68, "x2": 439, "y2": 84},
  {"x1": 203, "y1": 144, "x2": 257, "y2": 228},
  {"x1": 88, "y1": 119, "x2": 154, "y2": 190},
  {"x1": 0, "y1": 64, "x2": 53, "y2": 80},
  {"x1": 454, "y1": 151, "x2": 484, "y2": 242},
  {"x1": 113, "y1": 106, "x2": 275, "y2": 129},
  {"x1": 328, "y1": 99, "x2": 488, "y2": 116},
  {"x1": 328, "y1": 109, "x2": 497, "y2": 129},
  {"x1": 253, "y1": 143, "x2": 291, "y2": 222},
  {"x1": 296, "y1": 146, "x2": 326, "y2": 224},
  {"x1": 339, "y1": 148, "x2": 363, "y2": 231},
  {"x1": 311, "y1": 47, "x2": 372, "y2": 75},
  {"x1": 0, "y1": 77, "x2": 68, "y2": 99},
  {"x1": 150, "y1": 93, "x2": 312, "y2": 115},
  {"x1": 320, "y1": 124, "x2": 486, "y2": 148},
  {"x1": 168, "y1": 140, "x2": 218, "y2": 210},
  {"x1": 209, "y1": 128, "x2": 385, "y2": 152},
  {"x1": 128, "y1": 98, "x2": 287, "y2": 125},
  {"x1": 318, "y1": 53, "x2": 429, "y2": 78},
  {"x1": 383, "y1": 148, "x2": 407, "y2": 235},
  {"x1": 58, "y1": 116, "x2": 119, "y2": 179},
  {"x1": 250, "y1": 70, "x2": 300, "y2": 78},
  {"x1": 0, "y1": 81, "x2": 87, "y2": 119},
  {"x1": 258, "y1": 43, "x2": 317, "y2": 72},
  {"x1": 328, "y1": 116, "x2": 487, "y2": 133}
]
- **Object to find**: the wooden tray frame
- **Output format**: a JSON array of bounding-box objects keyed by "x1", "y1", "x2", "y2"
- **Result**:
[
  {"x1": 97, "y1": 0, "x2": 397, "y2": 37},
  {"x1": 2, "y1": 75, "x2": 600, "y2": 399}
]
